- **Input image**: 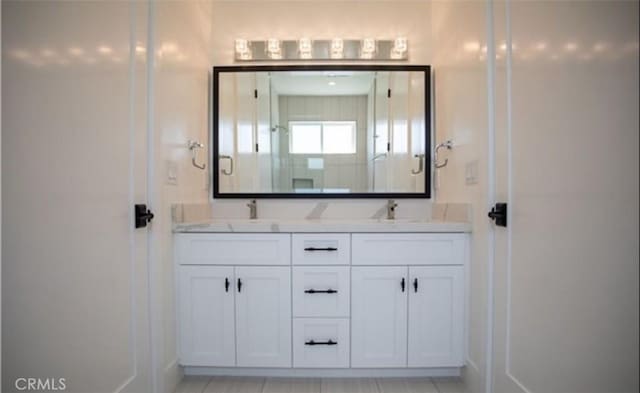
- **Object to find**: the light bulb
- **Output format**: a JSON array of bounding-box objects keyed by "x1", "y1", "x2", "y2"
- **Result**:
[
  {"x1": 267, "y1": 38, "x2": 281, "y2": 53},
  {"x1": 299, "y1": 38, "x2": 312, "y2": 52},
  {"x1": 361, "y1": 38, "x2": 376, "y2": 53},
  {"x1": 235, "y1": 39, "x2": 249, "y2": 54},
  {"x1": 331, "y1": 38, "x2": 344, "y2": 52},
  {"x1": 393, "y1": 37, "x2": 408, "y2": 53}
]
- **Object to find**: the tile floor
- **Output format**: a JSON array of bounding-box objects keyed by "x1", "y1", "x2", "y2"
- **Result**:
[{"x1": 175, "y1": 376, "x2": 467, "y2": 393}]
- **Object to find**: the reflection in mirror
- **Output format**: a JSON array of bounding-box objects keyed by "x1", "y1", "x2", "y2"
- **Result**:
[{"x1": 214, "y1": 66, "x2": 430, "y2": 197}]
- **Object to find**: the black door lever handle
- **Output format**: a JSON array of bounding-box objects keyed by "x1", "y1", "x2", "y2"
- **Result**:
[
  {"x1": 134, "y1": 204, "x2": 154, "y2": 228},
  {"x1": 488, "y1": 202, "x2": 508, "y2": 227}
]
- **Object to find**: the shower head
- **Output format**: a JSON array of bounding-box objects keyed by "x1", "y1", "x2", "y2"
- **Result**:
[{"x1": 271, "y1": 125, "x2": 288, "y2": 133}]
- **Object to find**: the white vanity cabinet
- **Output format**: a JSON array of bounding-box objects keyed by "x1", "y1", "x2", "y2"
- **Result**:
[
  {"x1": 408, "y1": 266, "x2": 464, "y2": 367},
  {"x1": 175, "y1": 231, "x2": 467, "y2": 374},
  {"x1": 351, "y1": 234, "x2": 466, "y2": 368},
  {"x1": 235, "y1": 266, "x2": 291, "y2": 367},
  {"x1": 178, "y1": 266, "x2": 236, "y2": 366},
  {"x1": 176, "y1": 234, "x2": 291, "y2": 367},
  {"x1": 351, "y1": 266, "x2": 408, "y2": 367}
]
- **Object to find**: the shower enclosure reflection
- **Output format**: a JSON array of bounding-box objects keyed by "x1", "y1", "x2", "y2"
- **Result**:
[{"x1": 214, "y1": 66, "x2": 431, "y2": 198}]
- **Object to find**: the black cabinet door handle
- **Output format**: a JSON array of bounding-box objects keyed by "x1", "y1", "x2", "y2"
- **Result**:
[
  {"x1": 225, "y1": 278, "x2": 230, "y2": 292},
  {"x1": 304, "y1": 247, "x2": 338, "y2": 252},
  {"x1": 304, "y1": 289, "x2": 338, "y2": 294},
  {"x1": 413, "y1": 278, "x2": 418, "y2": 293},
  {"x1": 401, "y1": 278, "x2": 406, "y2": 292},
  {"x1": 305, "y1": 339, "x2": 337, "y2": 346},
  {"x1": 237, "y1": 278, "x2": 242, "y2": 292}
]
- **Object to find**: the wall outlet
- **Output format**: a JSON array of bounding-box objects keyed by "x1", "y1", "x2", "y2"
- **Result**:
[{"x1": 465, "y1": 160, "x2": 479, "y2": 185}]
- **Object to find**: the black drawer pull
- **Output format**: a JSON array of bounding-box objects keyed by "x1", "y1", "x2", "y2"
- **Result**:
[
  {"x1": 304, "y1": 247, "x2": 338, "y2": 252},
  {"x1": 305, "y1": 339, "x2": 337, "y2": 346},
  {"x1": 401, "y1": 278, "x2": 406, "y2": 292},
  {"x1": 304, "y1": 289, "x2": 338, "y2": 294},
  {"x1": 413, "y1": 278, "x2": 418, "y2": 293},
  {"x1": 237, "y1": 278, "x2": 242, "y2": 292},
  {"x1": 225, "y1": 278, "x2": 230, "y2": 292}
]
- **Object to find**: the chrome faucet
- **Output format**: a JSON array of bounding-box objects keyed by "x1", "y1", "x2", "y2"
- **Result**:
[
  {"x1": 247, "y1": 199, "x2": 257, "y2": 220},
  {"x1": 387, "y1": 200, "x2": 398, "y2": 220}
]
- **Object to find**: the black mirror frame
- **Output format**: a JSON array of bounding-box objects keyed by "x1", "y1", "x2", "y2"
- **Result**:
[{"x1": 212, "y1": 64, "x2": 431, "y2": 199}]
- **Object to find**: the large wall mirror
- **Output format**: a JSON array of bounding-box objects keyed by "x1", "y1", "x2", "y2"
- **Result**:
[{"x1": 213, "y1": 65, "x2": 431, "y2": 198}]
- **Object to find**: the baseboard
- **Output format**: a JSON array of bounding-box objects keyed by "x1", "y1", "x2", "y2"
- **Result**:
[
  {"x1": 164, "y1": 359, "x2": 182, "y2": 393},
  {"x1": 461, "y1": 362, "x2": 483, "y2": 393},
  {"x1": 183, "y1": 367, "x2": 461, "y2": 378}
]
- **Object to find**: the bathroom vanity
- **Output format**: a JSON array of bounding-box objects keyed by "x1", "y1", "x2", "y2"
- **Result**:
[
  {"x1": 173, "y1": 64, "x2": 468, "y2": 377},
  {"x1": 174, "y1": 220, "x2": 469, "y2": 377}
]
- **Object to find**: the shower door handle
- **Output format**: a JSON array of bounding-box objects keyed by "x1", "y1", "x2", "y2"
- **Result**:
[
  {"x1": 220, "y1": 155, "x2": 234, "y2": 175},
  {"x1": 411, "y1": 154, "x2": 425, "y2": 174}
]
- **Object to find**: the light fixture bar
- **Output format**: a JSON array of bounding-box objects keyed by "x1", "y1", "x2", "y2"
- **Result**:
[{"x1": 234, "y1": 38, "x2": 408, "y2": 61}]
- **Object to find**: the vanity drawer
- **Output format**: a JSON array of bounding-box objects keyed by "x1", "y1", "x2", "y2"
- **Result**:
[
  {"x1": 293, "y1": 266, "x2": 350, "y2": 317},
  {"x1": 293, "y1": 318, "x2": 350, "y2": 368},
  {"x1": 175, "y1": 234, "x2": 291, "y2": 265},
  {"x1": 292, "y1": 234, "x2": 350, "y2": 265},
  {"x1": 352, "y1": 233, "x2": 466, "y2": 266}
]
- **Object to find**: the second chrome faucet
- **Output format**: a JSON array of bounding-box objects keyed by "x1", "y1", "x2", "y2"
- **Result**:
[
  {"x1": 247, "y1": 199, "x2": 257, "y2": 219},
  {"x1": 387, "y1": 199, "x2": 398, "y2": 220}
]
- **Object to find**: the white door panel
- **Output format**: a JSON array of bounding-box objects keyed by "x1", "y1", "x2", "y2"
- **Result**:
[
  {"x1": 408, "y1": 266, "x2": 464, "y2": 367},
  {"x1": 351, "y1": 267, "x2": 408, "y2": 368},
  {"x1": 178, "y1": 266, "x2": 235, "y2": 366},
  {"x1": 235, "y1": 267, "x2": 292, "y2": 367},
  {"x1": 2, "y1": 2, "x2": 153, "y2": 392}
]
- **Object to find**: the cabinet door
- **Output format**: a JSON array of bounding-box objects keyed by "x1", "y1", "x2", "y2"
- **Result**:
[
  {"x1": 178, "y1": 266, "x2": 235, "y2": 366},
  {"x1": 408, "y1": 266, "x2": 464, "y2": 367},
  {"x1": 351, "y1": 267, "x2": 408, "y2": 367},
  {"x1": 235, "y1": 266, "x2": 292, "y2": 367}
]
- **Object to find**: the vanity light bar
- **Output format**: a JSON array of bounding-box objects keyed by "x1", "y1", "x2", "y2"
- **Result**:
[{"x1": 234, "y1": 38, "x2": 408, "y2": 61}]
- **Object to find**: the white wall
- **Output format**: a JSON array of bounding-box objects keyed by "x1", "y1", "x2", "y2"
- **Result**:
[
  {"x1": 431, "y1": 2, "x2": 490, "y2": 392},
  {"x1": 153, "y1": 2, "x2": 213, "y2": 392},
  {"x1": 208, "y1": 0, "x2": 433, "y2": 219}
]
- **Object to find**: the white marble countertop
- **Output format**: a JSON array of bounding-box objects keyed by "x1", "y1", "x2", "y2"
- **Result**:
[{"x1": 173, "y1": 218, "x2": 471, "y2": 233}]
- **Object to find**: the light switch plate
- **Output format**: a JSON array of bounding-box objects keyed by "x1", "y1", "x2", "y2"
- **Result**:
[
  {"x1": 166, "y1": 160, "x2": 178, "y2": 185},
  {"x1": 465, "y1": 160, "x2": 479, "y2": 185}
]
